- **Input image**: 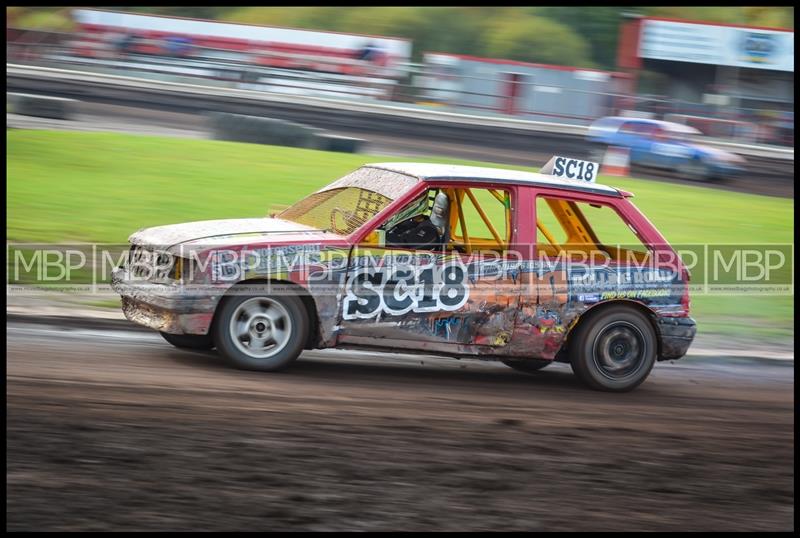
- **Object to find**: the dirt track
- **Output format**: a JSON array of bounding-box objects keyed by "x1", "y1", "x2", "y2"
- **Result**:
[{"x1": 6, "y1": 322, "x2": 794, "y2": 531}]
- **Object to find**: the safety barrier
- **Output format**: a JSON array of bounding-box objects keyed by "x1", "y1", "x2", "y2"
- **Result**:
[
  {"x1": 208, "y1": 112, "x2": 364, "y2": 153},
  {"x1": 7, "y1": 92, "x2": 77, "y2": 120},
  {"x1": 6, "y1": 64, "x2": 794, "y2": 163},
  {"x1": 6, "y1": 29, "x2": 793, "y2": 145}
]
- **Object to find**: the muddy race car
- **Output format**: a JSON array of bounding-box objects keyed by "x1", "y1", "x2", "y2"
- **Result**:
[{"x1": 112, "y1": 158, "x2": 696, "y2": 391}]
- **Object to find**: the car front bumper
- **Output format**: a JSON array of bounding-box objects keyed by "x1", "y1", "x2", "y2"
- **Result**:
[
  {"x1": 111, "y1": 267, "x2": 221, "y2": 335},
  {"x1": 657, "y1": 316, "x2": 697, "y2": 360}
]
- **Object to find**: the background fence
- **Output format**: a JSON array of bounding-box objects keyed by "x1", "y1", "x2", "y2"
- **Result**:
[{"x1": 6, "y1": 27, "x2": 794, "y2": 147}]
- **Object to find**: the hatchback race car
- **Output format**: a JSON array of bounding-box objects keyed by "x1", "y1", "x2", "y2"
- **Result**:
[
  {"x1": 586, "y1": 116, "x2": 746, "y2": 181},
  {"x1": 112, "y1": 158, "x2": 696, "y2": 392}
]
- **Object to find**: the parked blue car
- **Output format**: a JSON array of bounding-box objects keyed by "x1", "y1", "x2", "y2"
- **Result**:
[{"x1": 586, "y1": 117, "x2": 746, "y2": 181}]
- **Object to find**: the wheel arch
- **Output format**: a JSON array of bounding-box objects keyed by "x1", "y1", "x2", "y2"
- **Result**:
[
  {"x1": 211, "y1": 278, "x2": 321, "y2": 350},
  {"x1": 560, "y1": 299, "x2": 661, "y2": 359}
]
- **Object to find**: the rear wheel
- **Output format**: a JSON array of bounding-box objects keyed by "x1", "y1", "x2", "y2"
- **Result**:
[
  {"x1": 569, "y1": 306, "x2": 656, "y2": 392},
  {"x1": 502, "y1": 359, "x2": 551, "y2": 374},
  {"x1": 213, "y1": 291, "x2": 308, "y2": 372},
  {"x1": 160, "y1": 332, "x2": 214, "y2": 350}
]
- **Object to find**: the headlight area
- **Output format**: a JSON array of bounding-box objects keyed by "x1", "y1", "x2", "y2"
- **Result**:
[
  {"x1": 126, "y1": 246, "x2": 192, "y2": 283},
  {"x1": 167, "y1": 254, "x2": 192, "y2": 282},
  {"x1": 167, "y1": 255, "x2": 182, "y2": 281},
  {"x1": 166, "y1": 254, "x2": 213, "y2": 285}
]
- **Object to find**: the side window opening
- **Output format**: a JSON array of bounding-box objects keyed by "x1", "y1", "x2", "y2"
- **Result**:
[
  {"x1": 536, "y1": 196, "x2": 650, "y2": 262},
  {"x1": 637, "y1": 123, "x2": 657, "y2": 136},
  {"x1": 448, "y1": 187, "x2": 510, "y2": 254},
  {"x1": 362, "y1": 186, "x2": 511, "y2": 254}
]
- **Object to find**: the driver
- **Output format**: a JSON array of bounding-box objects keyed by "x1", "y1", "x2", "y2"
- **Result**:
[
  {"x1": 429, "y1": 191, "x2": 450, "y2": 240},
  {"x1": 386, "y1": 191, "x2": 450, "y2": 250}
]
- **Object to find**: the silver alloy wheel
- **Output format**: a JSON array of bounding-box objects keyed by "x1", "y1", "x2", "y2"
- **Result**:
[{"x1": 229, "y1": 297, "x2": 292, "y2": 359}]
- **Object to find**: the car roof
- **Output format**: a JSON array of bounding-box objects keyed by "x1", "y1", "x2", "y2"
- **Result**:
[
  {"x1": 595, "y1": 116, "x2": 701, "y2": 135},
  {"x1": 363, "y1": 163, "x2": 622, "y2": 196}
]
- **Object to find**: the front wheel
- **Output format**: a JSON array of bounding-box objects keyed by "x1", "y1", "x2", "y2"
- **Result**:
[
  {"x1": 213, "y1": 292, "x2": 309, "y2": 372},
  {"x1": 569, "y1": 306, "x2": 657, "y2": 392},
  {"x1": 502, "y1": 358, "x2": 551, "y2": 374}
]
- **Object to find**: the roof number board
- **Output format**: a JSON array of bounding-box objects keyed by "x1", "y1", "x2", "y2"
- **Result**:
[{"x1": 540, "y1": 156, "x2": 599, "y2": 183}]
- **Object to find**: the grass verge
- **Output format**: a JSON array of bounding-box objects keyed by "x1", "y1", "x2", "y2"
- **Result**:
[{"x1": 7, "y1": 130, "x2": 794, "y2": 343}]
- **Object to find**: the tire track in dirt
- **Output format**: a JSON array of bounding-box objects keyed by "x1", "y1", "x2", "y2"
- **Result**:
[{"x1": 6, "y1": 322, "x2": 794, "y2": 531}]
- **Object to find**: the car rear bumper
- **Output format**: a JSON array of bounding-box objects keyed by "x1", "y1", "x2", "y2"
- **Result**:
[
  {"x1": 111, "y1": 268, "x2": 220, "y2": 335},
  {"x1": 657, "y1": 316, "x2": 697, "y2": 361}
]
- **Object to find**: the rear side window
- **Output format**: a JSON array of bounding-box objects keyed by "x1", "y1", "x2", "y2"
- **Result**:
[
  {"x1": 620, "y1": 122, "x2": 657, "y2": 136},
  {"x1": 535, "y1": 196, "x2": 650, "y2": 261},
  {"x1": 619, "y1": 122, "x2": 639, "y2": 134},
  {"x1": 636, "y1": 123, "x2": 657, "y2": 136}
]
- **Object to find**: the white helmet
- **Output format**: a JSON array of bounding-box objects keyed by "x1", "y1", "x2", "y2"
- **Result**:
[{"x1": 429, "y1": 192, "x2": 450, "y2": 237}]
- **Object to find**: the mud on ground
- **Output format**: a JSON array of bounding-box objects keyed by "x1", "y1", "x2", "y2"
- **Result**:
[{"x1": 6, "y1": 324, "x2": 795, "y2": 531}]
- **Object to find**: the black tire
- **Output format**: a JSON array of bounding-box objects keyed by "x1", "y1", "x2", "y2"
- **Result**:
[
  {"x1": 568, "y1": 305, "x2": 657, "y2": 392},
  {"x1": 212, "y1": 290, "x2": 309, "y2": 372},
  {"x1": 502, "y1": 358, "x2": 552, "y2": 374},
  {"x1": 160, "y1": 331, "x2": 214, "y2": 350}
]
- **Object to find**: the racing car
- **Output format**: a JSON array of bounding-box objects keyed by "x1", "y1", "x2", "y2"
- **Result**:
[
  {"x1": 586, "y1": 116, "x2": 746, "y2": 181},
  {"x1": 112, "y1": 158, "x2": 696, "y2": 392}
]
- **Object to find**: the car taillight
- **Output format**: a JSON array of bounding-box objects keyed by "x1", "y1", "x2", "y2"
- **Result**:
[{"x1": 681, "y1": 266, "x2": 691, "y2": 313}]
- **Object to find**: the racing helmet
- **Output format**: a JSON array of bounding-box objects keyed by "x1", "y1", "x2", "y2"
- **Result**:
[{"x1": 429, "y1": 191, "x2": 450, "y2": 237}]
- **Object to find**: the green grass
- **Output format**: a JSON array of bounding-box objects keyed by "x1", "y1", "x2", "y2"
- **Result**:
[
  {"x1": 7, "y1": 130, "x2": 794, "y2": 343},
  {"x1": 82, "y1": 298, "x2": 122, "y2": 309}
]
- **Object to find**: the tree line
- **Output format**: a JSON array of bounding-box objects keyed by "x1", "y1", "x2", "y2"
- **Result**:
[{"x1": 7, "y1": 6, "x2": 794, "y2": 71}]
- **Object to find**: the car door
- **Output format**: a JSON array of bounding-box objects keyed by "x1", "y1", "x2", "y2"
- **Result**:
[
  {"x1": 631, "y1": 123, "x2": 658, "y2": 166},
  {"x1": 613, "y1": 121, "x2": 636, "y2": 148},
  {"x1": 512, "y1": 187, "x2": 667, "y2": 359},
  {"x1": 613, "y1": 121, "x2": 649, "y2": 166},
  {"x1": 337, "y1": 184, "x2": 521, "y2": 351},
  {"x1": 650, "y1": 128, "x2": 694, "y2": 169}
]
